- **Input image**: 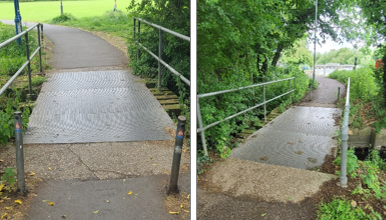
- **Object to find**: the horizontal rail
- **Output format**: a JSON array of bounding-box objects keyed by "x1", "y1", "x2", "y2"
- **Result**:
[
  {"x1": 138, "y1": 43, "x2": 190, "y2": 85},
  {"x1": 0, "y1": 23, "x2": 43, "y2": 97},
  {"x1": 0, "y1": 23, "x2": 39, "y2": 49},
  {"x1": 198, "y1": 77, "x2": 295, "y2": 98},
  {"x1": 0, "y1": 61, "x2": 29, "y2": 95},
  {"x1": 197, "y1": 89, "x2": 295, "y2": 132},
  {"x1": 134, "y1": 17, "x2": 190, "y2": 42}
]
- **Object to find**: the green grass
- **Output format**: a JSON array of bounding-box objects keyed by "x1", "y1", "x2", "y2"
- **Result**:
[{"x1": 0, "y1": 0, "x2": 133, "y2": 22}]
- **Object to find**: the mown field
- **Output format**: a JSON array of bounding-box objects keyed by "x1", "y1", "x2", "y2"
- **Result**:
[{"x1": 0, "y1": 0, "x2": 133, "y2": 22}]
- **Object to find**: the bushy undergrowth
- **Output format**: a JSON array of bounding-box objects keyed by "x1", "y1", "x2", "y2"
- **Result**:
[
  {"x1": 0, "y1": 22, "x2": 40, "y2": 76},
  {"x1": 50, "y1": 11, "x2": 130, "y2": 38},
  {"x1": 329, "y1": 67, "x2": 386, "y2": 130}
]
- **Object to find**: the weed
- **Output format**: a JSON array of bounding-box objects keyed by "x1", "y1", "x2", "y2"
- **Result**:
[{"x1": 1, "y1": 168, "x2": 15, "y2": 186}]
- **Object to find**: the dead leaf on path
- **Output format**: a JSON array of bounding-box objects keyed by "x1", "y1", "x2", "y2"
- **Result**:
[
  {"x1": 182, "y1": 209, "x2": 189, "y2": 213},
  {"x1": 0, "y1": 160, "x2": 3, "y2": 162},
  {"x1": 15, "y1": 200, "x2": 22, "y2": 204},
  {"x1": 186, "y1": 194, "x2": 190, "y2": 199},
  {"x1": 180, "y1": 204, "x2": 183, "y2": 208},
  {"x1": 262, "y1": 213, "x2": 267, "y2": 216},
  {"x1": 0, "y1": 184, "x2": 4, "y2": 192},
  {"x1": 105, "y1": 199, "x2": 110, "y2": 203},
  {"x1": 48, "y1": 202, "x2": 55, "y2": 206},
  {"x1": 128, "y1": 191, "x2": 133, "y2": 195},
  {"x1": 1, "y1": 213, "x2": 7, "y2": 219},
  {"x1": 42, "y1": 200, "x2": 49, "y2": 203},
  {"x1": 61, "y1": 215, "x2": 66, "y2": 218},
  {"x1": 48, "y1": 167, "x2": 52, "y2": 170},
  {"x1": 152, "y1": 164, "x2": 157, "y2": 166},
  {"x1": 5, "y1": 207, "x2": 12, "y2": 210},
  {"x1": 134, "y1": 194, "x2": 139, "y2": 196},
  {"x1": 29, "y1": 171, "x2": 35, "y2": 176},
  {"x1": 94, "y1": 210, "x2": 99, "y2": 214},
  {"x1": 169, "y1": 211, "x2": 179, "y2": 215},
  {"x1": 287, "y1": 142, "x2": 294, "y2": 145}
]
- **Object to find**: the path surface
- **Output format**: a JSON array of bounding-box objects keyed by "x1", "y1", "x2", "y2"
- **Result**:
[
  {"x1": 1, "y1": 21, "x2": 189, "y2": 219},
  {"x1": 198, "y1": 75, "x2": 344, "y2": 219}
]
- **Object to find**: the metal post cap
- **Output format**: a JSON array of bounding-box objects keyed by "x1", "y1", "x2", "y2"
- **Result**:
[
  {"x1": 14, "y1": 111, "x2": 22, "y2": 116},
  {"x1": 178, "y1": 116, "x2": 186, "y2": 122}
]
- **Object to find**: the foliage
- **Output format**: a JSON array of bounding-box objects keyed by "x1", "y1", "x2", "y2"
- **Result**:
[
  {"x1": 51, "y1": 13, "x2": 77, "y2": 24},
  {"x1": 197, "y1": 155, "x2": 213, "y2": 175},
  {"x1": 0, "y1": 88, "x2": 30, "y2": 146},
  {"x1": 315, "y1": 48, "x2": 374, "y2": 66},
  {"x1": 317, "y1": 197, "x2": 381, "y2": 220},
  {"x1": 280, "y1": 38, "x2": 313, "y2": 66},
  {"x1": 1, "y1": 168, "x2": 15, "y2": 186},
  {"x1": 0, "y1": 22, "x2": 40, "y2": 76}
]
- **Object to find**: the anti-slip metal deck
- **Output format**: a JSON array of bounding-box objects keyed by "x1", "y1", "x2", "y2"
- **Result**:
[
  {"x1": 230, "y1": 106, "x2": 342, "y2": 170},
  {"x1": 24, "y1": 70, "x2": 174, "y2": 144}
]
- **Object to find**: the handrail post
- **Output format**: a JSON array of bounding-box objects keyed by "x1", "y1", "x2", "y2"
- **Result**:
[
  {"x1": 289, "y1": 79, "x2": 292, "y2": 103},
  {"x1": 158, "y1": 28, "x2": 162, "y2": 92},
  {"x1": 340, "y1": 77, "x2": 350, "y2": 188},
  {"x1": 137, "y1": 20, "x2": 140, "y2": 60},
  {"x1": 37, "y1": 24, "x2": 42, "y2": 73},
  {"x1": 197, "y1": 99, "x2": 208, "y2": 156},
  {"x1": 263, "y1": 84, "x2": 267, "y2": 123},
  {"x1": 24, "y1": 32, "x2": 33, "y2": 98}
]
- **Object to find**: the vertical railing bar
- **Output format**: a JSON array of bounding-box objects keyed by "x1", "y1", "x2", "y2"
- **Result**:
[
  {"x1": 24, "y1": 33, "x2": 33, "y2": 97},
  {"x1": 263, "y1": 84, "x2": 267, "y2": 123},
  {"x1": 37, "y1": 24, "x2": 42, "y2": 73},
  {"x1": 289, "y1": 79, "x2": 292, "y2": 103},
  {"x1": 340, "y1": 77, "x2": 350, "y2": 188},
  {"x1": 197, "y1": 99, "x2": 208, "y2": 156},
  {"x1": 158, "y1": 28, "x2": 162, "y2": 92},
  {"x1": 137, "y1": 20, "x2": 140, "y2": 60}
]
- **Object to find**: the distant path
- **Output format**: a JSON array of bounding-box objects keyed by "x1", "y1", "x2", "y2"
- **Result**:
[
  {"x1": 297, "y1": 75, "x2": 346, "y2": 108},
  {"x1": 1, "y1": 20, "x2": 127, "y2": 69}
]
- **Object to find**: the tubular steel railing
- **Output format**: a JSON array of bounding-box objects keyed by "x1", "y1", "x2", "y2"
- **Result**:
[
  {"x1": 133, "y1": 17, "x2": 190, "y2": 91},
  {"x1": 340, "y1": 77, "x2": 351, "y2": 188},
  {"x1": 0, "y1": 23, "x2": 43, "y2": 97},
  {"x1": 197, "y1": 77, "x2": 296, "y2": 156}
]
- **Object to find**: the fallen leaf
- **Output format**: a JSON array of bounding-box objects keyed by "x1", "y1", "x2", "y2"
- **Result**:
[
  {"x1": 61, "y1": 215, "x2": 66, "y2": 218},
  {"x1": 42, "y1": 200, "x2": 49, "y2": 203},
  {"x1": 152, "y1": 164, "x2": 157, "y2": 166},
  {"x1": 0, "y1": 184, "x2": 4, "y2": 192},
  {"x1": 105, "y1": 199, "x2": 110, "y2": 203},
  {"x1": 128, "y1": 191, "x2": 133, "y2": 195},
  {"x1": 1, "y1": 213, "x2": 7, "y2": 219},
  {"x1": 48, "y1": 167, "x2": 52, "y2": 170},
  {"x1": 5, "y1": 207, "x2": 12, "y2": 210},
  {"x1": 180, "y1": 204, "x2": 183, "y2": 208},
  {"x1": 29, "y1": 171, "x2": 35, "y2": 176},
  {"x1": 0, "y1": 160, "x2": 3, "y2": 162},
  {"x1": 15, "y1": 200, "x2": 22, "y2": 204},
  {"x1": 134, "y1": 194, "x2": 139, "y2": 196},
  {"x1": 169, "y1": 211, "x2": 179, "y2": 214},
  {"x1": 262, "y1": 213, "x2": 267, "y2": 216},
  {"x1": 94, "y1": 210, "x2": 99, "y2": 214},
  {"x1": 186, "y1": 194, "x2": 190, "y2": 199},
  {"x1": 182, "y1": 209, "x2": 189, "y2": 213},
  {"x1": 48, "y1": 202, "x2": 55, "y2": 206}
]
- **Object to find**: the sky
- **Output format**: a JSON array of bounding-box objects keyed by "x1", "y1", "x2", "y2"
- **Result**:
[{"x1": 315, "y1": 39, "x2": 354, "y2": 54}]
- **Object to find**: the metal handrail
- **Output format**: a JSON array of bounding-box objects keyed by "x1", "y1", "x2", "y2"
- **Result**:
[
  {"x1": 197, "y1": 77, "x2": 296, "y2": 156},
  {"x1": 340, "y1": 77, "x2": 351, "y2": 187},
  {"x1": 133, "y1": 17, "x2": 190, "y2": 92},
  {"x1": 0, "y1": 23, "x2": 44, "y2": 96}
]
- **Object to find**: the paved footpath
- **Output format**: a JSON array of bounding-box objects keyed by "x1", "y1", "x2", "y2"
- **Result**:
[
  {"x1": 1, "y1": 20, "x2": 189, "y2": 219},
  {"x1": 198, "y1": 76, "x2": 344, "y2": 219}
]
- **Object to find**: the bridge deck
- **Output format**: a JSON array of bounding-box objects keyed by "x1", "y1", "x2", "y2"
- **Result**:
[
  {"x1": 230, "y1": 106, "x2": 341, "y2": 169},
  {"x1": 24, "y1": 70, "x2": 174, "y2": 144}
]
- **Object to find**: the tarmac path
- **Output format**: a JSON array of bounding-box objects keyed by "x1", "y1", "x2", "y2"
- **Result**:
[{"x1": 1, "y1": 20, "x2": 189, "y2": 219}]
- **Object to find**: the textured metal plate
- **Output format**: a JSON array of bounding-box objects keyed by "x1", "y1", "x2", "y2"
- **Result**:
[
  {"x1": 230, "y1": 106, "x2": 342, "y2": 170},
  {"x1": 24, "y1": 70, "x2": 174, "y2": 144}
]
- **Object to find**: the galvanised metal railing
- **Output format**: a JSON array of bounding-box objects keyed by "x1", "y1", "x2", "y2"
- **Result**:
[
  {"x1": 133, "y1": 17, "x2": 190, "y2": 92},
  {"x1": 0, "y1": 23, "x2": 43, "y2": 97},
  {"x1": 340, "y1": 77, "x2": 350, "y2": 188},
  {"x1": 197, "y1": 77, "x2": 296, "y2": 156}
]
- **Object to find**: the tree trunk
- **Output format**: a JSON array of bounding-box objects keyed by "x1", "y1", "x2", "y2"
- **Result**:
[{"x1": 271, "y1": 42, "x2": 285, "y2": 67}]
